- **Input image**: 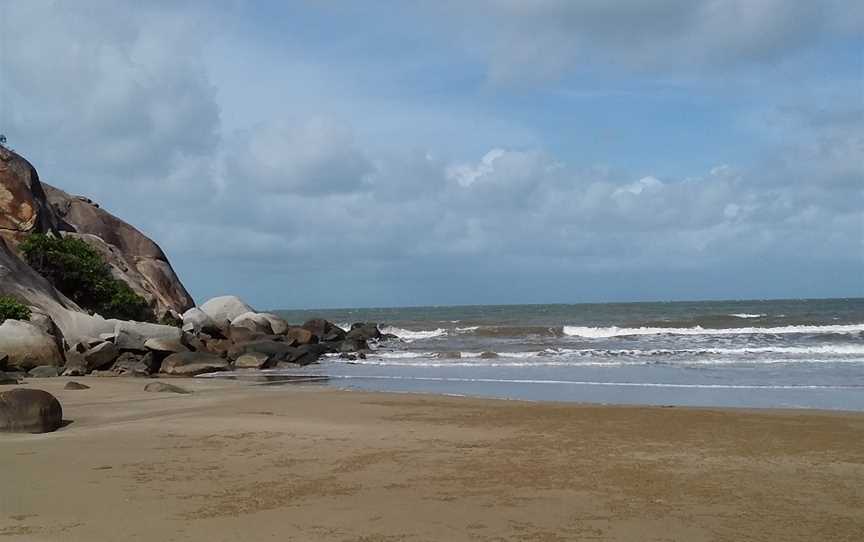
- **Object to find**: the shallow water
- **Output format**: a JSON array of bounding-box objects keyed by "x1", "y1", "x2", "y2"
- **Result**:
[{"x1": 248, "y1": 298, "x2": 864, "y2": 410}]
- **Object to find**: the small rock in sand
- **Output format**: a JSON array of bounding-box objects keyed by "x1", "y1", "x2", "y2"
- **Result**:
[{"x1": 144, "y1": 382, "x2": 190, "y2": 394}]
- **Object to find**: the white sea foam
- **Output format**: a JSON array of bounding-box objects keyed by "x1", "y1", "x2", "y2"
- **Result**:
[
  {"x1": 562, "y1": 323, "x2": 864, "y2": 338},
  {"x1": 456, "y1": 326, "x2": 480, "y2": 333},
  {"x1": 328, "y1": 374, "x2": 863, "y2": 390},
  {"x1": 380, "y1": 326, "x2": 448, "y2": 341},
  {"x1": 729, "y1": 313, "x2": 765, "y2": 319}
]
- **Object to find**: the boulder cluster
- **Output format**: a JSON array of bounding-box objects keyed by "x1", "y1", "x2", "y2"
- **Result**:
[{"x1": 0, "y1": 294, "x2": 397, "y2": 382}]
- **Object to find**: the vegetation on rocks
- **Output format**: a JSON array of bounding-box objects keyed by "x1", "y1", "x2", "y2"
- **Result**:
[
  {"x1": 0, "y1": 296, "x2": 31, "y2": 324},
  {"x1": 20, "y1": 234, "x2": 155, "y2": 322}
]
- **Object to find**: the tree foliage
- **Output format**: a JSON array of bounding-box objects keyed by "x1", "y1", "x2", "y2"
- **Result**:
[
  {"x1": 20, "y1": 234, "x2": 155, "y2": 322},
  {"x1": 0, "y1": 296, "x2": 31, "y2": 324}
]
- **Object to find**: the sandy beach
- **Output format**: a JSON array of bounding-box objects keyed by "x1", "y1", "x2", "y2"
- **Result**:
[{"x1": 2, "y1": 378, "x2": 863, "y2": 541}]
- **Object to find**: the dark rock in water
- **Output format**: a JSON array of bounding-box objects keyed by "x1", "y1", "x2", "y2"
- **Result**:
[
  {"x1": 144, "y1": 381, "x2": 190, "y2": 394},
  {"x1": 436, "y1": 351, "x2": 462, "y2": 359},
  {"x1": 0, "y1": 372, "x2": 21, "y2": 385},
  {"x1": 480, "y1": 351, "x2": 499, "y2": 359},
  {"x1": 339, "y1": 353, "x2": 358, "y2": 361},
  {"x1": 29, "y1": 365, "x2": 61, "y2": 378},
  {"x1": 379, "y1": 333, "x2": 399, "y2": 342},
  {"x1": 302, "y1": 319, "x2": 346, "y2": 342},
  {"x1": 64, "y1": 381, "x2": 90, "y2": 390},
  {"x1": 285, "y1": 327, "x2": 316, "y2": 346},
  {"x1": 160, "y1": 352, "x2": 229, "y2": 376},
  {"x1": 0, "y1": 388, "x2": 63, "y2": 433},
  {"x1": 338, "y1": 339, "x2": 369, "y2": 353},
  {"x1": 82, "y1": 341, "x2": 119, "y2": 371},
  {"x1": 234, "y1": 352, "x2": 272, "y2": 369},
  {"x1": 347, "y1": 323, "x2": 381, "y2": 342},
  {"x1": 289, "y1": 344, "x2": 332, "y2": 366},
  {"x1": 112, "y1": 352, "x2": 156, "y2": 377}
]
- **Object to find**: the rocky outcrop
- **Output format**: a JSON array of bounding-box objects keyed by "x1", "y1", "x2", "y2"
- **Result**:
[
  {"x1": 0, "y1": 146, "x2": 59, "y2": 245},
  {"x1": 0, "y1": 145, "x2": 193, "y2": 320},
  {"x1": 144, "y1": 382, "x2": 190, "y2": 394},
  {"x1": 0, "y1": 388, "x2": 63, "y2": 433},
  {"x1": 43, "y1": 183, "x2": 194, "y2": 317}
]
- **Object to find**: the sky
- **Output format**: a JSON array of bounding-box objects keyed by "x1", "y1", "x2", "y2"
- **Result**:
[{"x1": 0, "y1": 0, "x2": 862, "y2": 309}]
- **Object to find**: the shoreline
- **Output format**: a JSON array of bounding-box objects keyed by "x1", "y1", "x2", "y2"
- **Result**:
[{"x1": 2, "y1": 377, "x2": 863, "y2": 541}]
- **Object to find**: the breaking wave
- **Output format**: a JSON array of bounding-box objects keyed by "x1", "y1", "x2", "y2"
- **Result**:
[{"x1": 561, "y1": 323, "x2": 864, "y2": 338}]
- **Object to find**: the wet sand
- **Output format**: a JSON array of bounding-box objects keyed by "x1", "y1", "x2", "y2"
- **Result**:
[{"x1": 1, "y1": 377, "x2": 863, "y2": 541}]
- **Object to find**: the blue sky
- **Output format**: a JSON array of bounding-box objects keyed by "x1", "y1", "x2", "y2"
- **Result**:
[{"x1": 1, "y1": 1, "x2": 862, "y2": 308}]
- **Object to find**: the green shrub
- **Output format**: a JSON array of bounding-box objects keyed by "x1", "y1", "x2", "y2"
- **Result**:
[
  {"x1": 0, "y1": 296, "x2": 31, "y2": 324},
  {"x1": 20, "y1": 234, "x2": 155, "y2": 322}
]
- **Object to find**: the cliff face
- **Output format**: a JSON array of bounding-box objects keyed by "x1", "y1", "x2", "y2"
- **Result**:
[{"x1": 0, "y1": 146, "x2": 194, "y2": 319}]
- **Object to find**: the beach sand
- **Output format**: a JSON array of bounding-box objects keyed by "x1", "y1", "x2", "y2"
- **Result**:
[{"x1": 1, "y1": 378, "x2": 862, "y2": 541}]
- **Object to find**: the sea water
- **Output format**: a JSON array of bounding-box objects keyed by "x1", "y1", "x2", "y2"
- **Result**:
[{"x1": 258, "y1": 298, "x2": 864, "y2": 410}]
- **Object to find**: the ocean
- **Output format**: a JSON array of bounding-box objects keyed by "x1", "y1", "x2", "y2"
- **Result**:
[{"x1": 265, "y1": 298, "x2": 864, "y2": 410}]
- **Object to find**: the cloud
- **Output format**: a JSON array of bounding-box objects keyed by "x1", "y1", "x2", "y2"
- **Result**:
[{"x1": 434, "y1": 0, "x2": 863, "y2": 82}]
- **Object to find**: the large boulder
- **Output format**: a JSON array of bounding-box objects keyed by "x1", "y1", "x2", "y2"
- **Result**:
[
  {"x1": 82, "y1": 341, "x2": 119, "y2": 371},
  {"x1": 0, "y1": 320, "x2": 64, "y2": 370},
  {"x1": 346, "y1": 322, "x2": 382, "y2": 342},
  {"x1": 114, "y1": 321, "x2": 182, "y2": 351},
  {"x1": 230, "y1": 340, "x2": 297, "y2": 362},
  {"x1": 230, "y1": 311, "x2": 274, "y2": 335},
  {"x1": 0, "y1": 388, "x2": 63, "y2": 433},
  {"x1": 302, "y1": 319, "x2": 346, "y2": 342},
  {"x1": 259, "y1": 313, "x2": 289, "y2": 335},
  {"x1": 181, "y1": 307, "x2": 222, "y2": 335},
  {"x1": 160, "y1": 352, "x2": 229, "y2": 376},
  {"x1": 199, "y1": 296, "x2": 255, "y2": 326}
]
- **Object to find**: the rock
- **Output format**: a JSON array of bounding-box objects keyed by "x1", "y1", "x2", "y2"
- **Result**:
[
  {"x1": 160, "y1": 352, "x2": 229, "y2": 376},
  {"x1": 227, "y1": 327, "x2": 273, "y2": 345},
  {"x1": 0, "y1": 372, "x2": 20, "y2": 385},
  {"x1": 288, "y1": 344, "x2": 332, "y2": 366},
  {"x1": 379, "y1": 333, "x2": 399, "y2": 342},
  {"x1": 114, "y1": 321, "x2": 181, "y2": 352},
  {"x1": 302, "y1": 319, "x2": 346, "y2": 342},
  {"x1": 99, "y1": 333, "x2": 116, "y2": 342},
  {"x1": 112, "y1": 352, "x2": 156, "y2": 377},
  {"x1": 338, "y1": 339, "x2": 369, "y2": 353},
  {"x1": 259, "y1": 313, "x2": 289, "y2": 335},
  {"x1": 479, "y1": 351, "x2": 499, "y2": 359},
  {"x1": 230, "y1": 311, "x2": 274, "y2": 335},
  {"x1": 144, "y1": 382, "x2": 190, "y2": 394},
  {"x1": 285, "y1": 327, "x2": 316, "y2": 345},
  {"x1": 231, "y1": 340, "x2": 297, "y2": 362},
  {"x1": 181, "y1": 307, "x2": 223, "y2": 336},
  {"x1": 82, "y1": 341, "x2": 119, "y2": 371},
  {"x1": 199, "y1": 296, "x2": 255, "y2": 325},
  {"x1": 436, "y1": 351, "x2": 462, "y2": 359},
  {"x1": 0, "y1": 388, "x2": 63, "y2": 433},
  {"x1": 28, "y1": 365, "x2": 61, "y2": 378},
  {"x1": 0, "y1": 320, "x2": 64, "y2": 370},
  {"x1": 234, "y1": 352, "x2": 272, "y2": 369},
  {"x1": 144, "y1": 337, "x2": 188, "y2": 354},
  {"x1": 347, "y1": 322, "x2": 381, "y2": 341},
  {"x1": 0, "y1": 352, "x2": 7, "y2": 371},
  {"x1": 0, "y1": 145, "x2": 193, "y2": 326},
  {"x1": 43, "y1": 183, "x2": 195, "y2": 317},
  {"x1": 64, "y1": 381, "x2": 89, "y2": 390}
]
